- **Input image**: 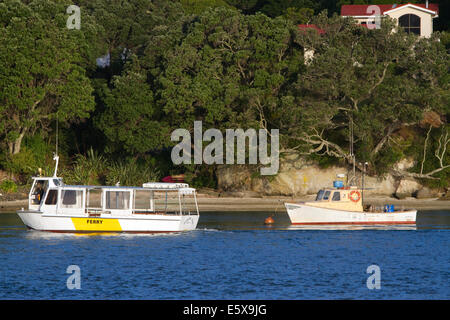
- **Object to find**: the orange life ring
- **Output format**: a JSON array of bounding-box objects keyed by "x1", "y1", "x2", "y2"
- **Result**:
[{"x1": 349, "y1": 190, "x2": 361, "y2": 202}]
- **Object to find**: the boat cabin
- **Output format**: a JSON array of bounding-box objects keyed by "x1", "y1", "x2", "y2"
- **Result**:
[
  {"x1": 307, "y1": 186, "x2": 364, "y2": 212},
  {"x1": 27, "y1": 177, "x2": 199, "y2": 217},
  {"x1": 28, "y1": 177, "x2": 63, "y2": 211}
]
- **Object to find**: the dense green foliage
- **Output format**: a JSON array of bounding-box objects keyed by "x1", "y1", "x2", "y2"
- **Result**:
[
  {"x1": 0, "y1": 179, "x2": 17, "y2": 193},
  {"x1": 0, "y1": 0, "x2": 98, "y2": 156},
  {"x1": 0, "y1": 0, "x2": 448, "y2": 189}
]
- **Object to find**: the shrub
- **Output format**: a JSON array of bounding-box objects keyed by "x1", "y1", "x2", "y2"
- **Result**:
[
  {"x1": 105, "y1": 159, "x2": 161, "y2": 186},
  {"x1": 183, "y1": 165, "x2": 217, "y2": 189},
  {"x1": 0, "y1": 180, "x2": 18, "y2": 193},
  {"x1": 0, "y1": 148, "x2": 39, "y2": 179},
  {"x1": 62, "y1": 148, "x2": 108, "y2": 185}
]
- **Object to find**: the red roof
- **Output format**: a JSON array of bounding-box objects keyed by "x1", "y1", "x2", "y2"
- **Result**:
[
  {"x1": 298, "y1": 24, "x2": 326, "y2": 34},
  {"x1": 341, "y1": 3, "x2": 439, "y2": 16}
]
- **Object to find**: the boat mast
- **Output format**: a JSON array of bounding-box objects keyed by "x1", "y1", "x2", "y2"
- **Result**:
[
  {"x1": 360, "y1": 161, "x2": 368, "y2": 204},
  {"x1": 349, "y1": 114, "x2": 356, "y2": 186},
  {"x1": 53, "y1": 154, "x2": 59, "y2": 177},
  {"x1": 53, "y1": 117, "x2": 59, "y2": 177}
]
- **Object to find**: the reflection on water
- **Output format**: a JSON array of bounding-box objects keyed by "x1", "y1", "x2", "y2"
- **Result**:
[
  {"x1": 198, "y1": 210, "x2": 449, "y2": 231},
  {"x1": 24, "y1": 231, "x2": 120, "y2": 240},
  {"x1": 3, "y1": 209, "x2": 449, "y2": 233},
  {"x1": 23, "y1": 229, "x2": 191, "y2": 240},
  {"x1": 281, "y1": 224, "x2": 417, "y2": 231}
]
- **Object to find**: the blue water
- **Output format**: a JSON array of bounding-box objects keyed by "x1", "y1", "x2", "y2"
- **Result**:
[{"x1": 0, "y1": 210, "x2": 449, "y2": 300}]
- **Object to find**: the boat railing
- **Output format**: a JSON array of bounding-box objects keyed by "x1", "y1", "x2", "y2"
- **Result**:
[
  {"x1": 132, "y1": 209, "x2": 180, "y2": 215},
  {"x1": 86, "y1": 208, "x2": 110, "y2": 216}
]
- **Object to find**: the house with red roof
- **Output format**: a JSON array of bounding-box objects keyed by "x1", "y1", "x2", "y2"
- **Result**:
[
  {"x1": 297, "y1": 24, "x2": 326, "y2": 35},
  {"x1": 297, "y1": 24, "x2": 326, "y2": 64},
  {"x1": 341, "y1": 2, "x2": 439, "y2": 37}
]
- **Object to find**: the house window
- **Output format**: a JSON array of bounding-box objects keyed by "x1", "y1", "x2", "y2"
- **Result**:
[{"x1": 399, "y1": 14, "x2": 420, "y2": 35}]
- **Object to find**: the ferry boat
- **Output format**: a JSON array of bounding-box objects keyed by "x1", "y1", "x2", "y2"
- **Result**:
[
  {"x1": 285, "y1": 181, "x2": 417, "y2": 225},
  {"x1": 17, "y1": 156, "x2": 199, "y2": 233}
]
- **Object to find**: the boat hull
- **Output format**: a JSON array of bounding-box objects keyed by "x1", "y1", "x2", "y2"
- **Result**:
[
  {"x1": 17, "y1": 210, "x2": 199, "y2": 233},
  {"x1": 285, "y1": 203, "x2": 416, "y2": 225}
]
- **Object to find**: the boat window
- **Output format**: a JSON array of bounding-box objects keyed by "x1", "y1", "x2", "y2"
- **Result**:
[
  {"x1": 60, "y1": 189, "x2": 83, "y2": 208},
  {"x1": 315, "y1": 190, "x2": 325, "y2": 201},
  {"x1": 31, "y1": 180, "x2": 48, "y2": 204},
  {"x1": 332, "y1": 192, "x2": 341, "y2": 201},
  {"x1": 323, "y1": 191, "x2": 331, "y2": 200},
  {"x1": 87, "y1": 189, "x2": 102, "y2": 209},
  {"x1": 45, "y1": 189, "x2": 58, "y2": 205},
  {"x1": 134, "y1": 190, "x2": 154, "y2": 212},
  {"x1": 105, "y1": 191, "x2": 130, "y2": 210},
  {"x1": 153, "y1": 191, "x2": 180, "y2": 214}
]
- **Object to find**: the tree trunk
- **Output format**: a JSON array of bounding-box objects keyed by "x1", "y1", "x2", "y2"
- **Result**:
[{"x1": 8, "y1": 130, "x2": 26, "y2": 155}]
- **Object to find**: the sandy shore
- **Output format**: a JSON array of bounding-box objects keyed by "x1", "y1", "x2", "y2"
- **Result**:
[
  {"x1": 1, "y1": 194, "x2": 449, "y2": 212},
  {"x1": 195, "y1": 196, "x2": 450, "y2": 211}
]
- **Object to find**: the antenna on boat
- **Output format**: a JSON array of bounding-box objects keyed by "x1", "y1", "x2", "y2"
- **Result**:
[
  {"x1": 53, "y1": 153, "x2": 59, "y2": 177},
  {"x1": 53, "y1": 116, "x2": 59, "y2": 177},
  {"x1": 360, "y1": 162, "x2": 369, "y2": 203},
  {"x1": 348, "y1": 114, "x2": 357, "y2": 186}
]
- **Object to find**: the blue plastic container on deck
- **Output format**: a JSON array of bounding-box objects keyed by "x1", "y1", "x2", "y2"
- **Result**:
[
  {"x1": 390, "y1": 205, "x2": 394, "y2": 212},
  {"x1": 333, "y1": 181, "x2": 344, "y2": 188}
]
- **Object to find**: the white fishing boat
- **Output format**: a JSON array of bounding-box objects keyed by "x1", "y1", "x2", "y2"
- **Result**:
[
  {"x1": 17, "y1": 155, "x2": 199, "y2": 233},
  {"x1": 285, "y1": 181, "x2": 416, "y2": 225}
]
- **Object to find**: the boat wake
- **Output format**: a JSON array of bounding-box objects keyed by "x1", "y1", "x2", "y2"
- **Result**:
[{"x1": 283, "y1": 224, "x2": 417, "y2": 231}]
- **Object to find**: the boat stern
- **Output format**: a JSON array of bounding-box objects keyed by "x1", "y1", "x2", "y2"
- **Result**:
[{"x1": 179, "y1": 214, "x2": 200, "y2": 231}]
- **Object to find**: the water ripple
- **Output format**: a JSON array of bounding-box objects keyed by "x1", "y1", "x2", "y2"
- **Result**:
[{"x1": 0, "y1": 210, "x2": 448, "y2": 299}]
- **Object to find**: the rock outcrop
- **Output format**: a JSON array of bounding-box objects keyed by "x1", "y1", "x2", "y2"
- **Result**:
[
  {"x1": 216, "y1": 156, "x2": 428, "y2": 197},
  {"x1": 415, "y1": 187, "x2": 440, "y2": 199}
]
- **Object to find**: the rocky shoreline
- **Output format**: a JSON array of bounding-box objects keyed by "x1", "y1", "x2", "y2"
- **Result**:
[{"x1": 197, "y1": 195, "x2": 450, "y2": 211}]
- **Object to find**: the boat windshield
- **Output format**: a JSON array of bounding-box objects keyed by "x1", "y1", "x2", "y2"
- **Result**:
[
  {"x1": 332, "y1": 191, "x2": 341, "y2": 201},
  {"x1": 323, "y1": 191, "x2": 331, "y2": 200},
  {"x1": 315, "y1": 190, "x2": 325, "y2": 201},
  {"x1": 31, "y1": 180, "x2": 49, "y2": 205}
]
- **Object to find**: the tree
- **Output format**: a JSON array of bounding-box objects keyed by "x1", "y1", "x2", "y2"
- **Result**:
[
  {"x1": 99, "y1": 6, "x2": 302, "y2": 157},
  {"x1": 93, "y1": 0, "x2": 189, "y2": 155},
  {"x1": 224, "y1": 0, "x2": 259, "y2": 13},
  {"x1": 96, "y1": 59, "x2": 170, "y2": 154},
  {"x1": 158, "y1": 7, "x2": 302, "y2": 131},
  {"x1": 257, "y1": 0, "x2": 318, "y2": 18},
  {"x1": 283, "y1": 7, "x2": 314, "y2": 24},
  {"x1": 277, "y1": 13, "x2": 449, "y2": 180},
  {"x1": 180, "y1": 0, "x2": 234, "y2": 15},
  {"x1": 75, "y1": 0, "x2": 182, "y2": 76},
  {"x1": 0, "y1": 0, "x2": 96, "y2": 155}
]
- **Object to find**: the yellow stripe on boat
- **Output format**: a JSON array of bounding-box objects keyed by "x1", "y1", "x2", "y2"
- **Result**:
[{"x1": 71, "y1": 218, "x2": 122, "y2": 231}]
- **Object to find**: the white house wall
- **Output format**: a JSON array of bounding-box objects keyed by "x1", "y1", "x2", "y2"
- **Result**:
[
  {"x1": 386, "y1": 6, "x2": 434, "y2": 38},
  {"x1": 344, "y1": 6, "x2": 436, "y2": 38}
]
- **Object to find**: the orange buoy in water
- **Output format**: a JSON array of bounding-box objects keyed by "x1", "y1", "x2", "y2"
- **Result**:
[{"x1": 264, "y1": 216, "x2": 274, "y2": 225}]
